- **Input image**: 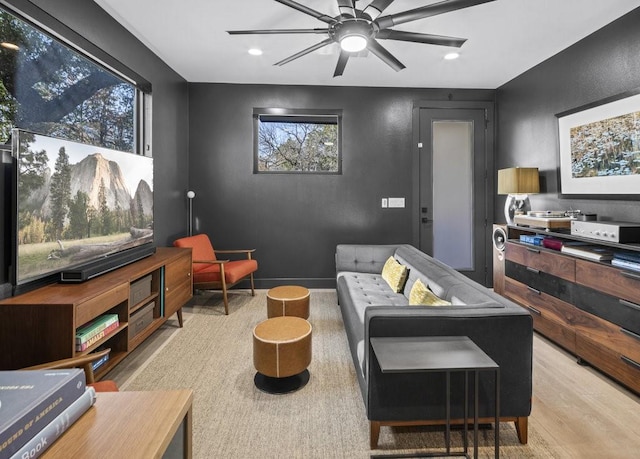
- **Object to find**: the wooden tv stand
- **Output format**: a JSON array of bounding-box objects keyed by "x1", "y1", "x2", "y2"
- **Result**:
[{"x1": 0, "y1": 247, "x2": 192, "y2": 377}]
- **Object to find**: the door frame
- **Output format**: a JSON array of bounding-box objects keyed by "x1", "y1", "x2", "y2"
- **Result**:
[{"x1": 411, "y1": 100, "x2": 495, "y2": 286}]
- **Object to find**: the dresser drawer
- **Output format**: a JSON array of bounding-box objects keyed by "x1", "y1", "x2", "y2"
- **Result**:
[
  {"x1": 506, "y1": 242, "x2": 575, "y2": 282},
  {"x1": 504, "y1": 277, "x2": 576, "y2": 352},
  {"x1": 571, "y1": 304, "x2": 640, "y2": 364},
  {"x1": 576, "y1": 259, "x2": 640, "y2": 305},
  {"x1": 576, "y1": 333, "x2": 640, "y2": 394},
  {"x1": 505, "y1": 261, "x2": 572, "y2": 302},
  {"x1": 572, "y1": 283, "x2": 640, "y2": 336}
]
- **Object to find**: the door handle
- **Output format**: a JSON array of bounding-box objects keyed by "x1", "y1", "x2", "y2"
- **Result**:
[{"x1": 422, "y1": 217, "x2": 429, "y2": 223}]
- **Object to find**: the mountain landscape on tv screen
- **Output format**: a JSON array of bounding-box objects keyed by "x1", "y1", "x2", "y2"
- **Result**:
[{"x1": 17, "y1": 133, "x2": 153, "y2": 283}]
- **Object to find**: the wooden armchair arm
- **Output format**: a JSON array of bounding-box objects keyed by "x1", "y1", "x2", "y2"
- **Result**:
[
  {"x1": 214, "y1": 249, "x2": 255, "y2": 260},
  {"x1": 193, "y1": 259, "x2": 229, "y2": 264},
  {"x1": 24, "y1": 348, "x2": 111, "y2": 384}
]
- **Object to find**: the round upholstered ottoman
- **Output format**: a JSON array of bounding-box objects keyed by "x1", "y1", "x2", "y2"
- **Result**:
[
  {"x1": 252, "y1": 316, "x2": 312, "y2": 394},
  {"x1": 267, "y1": 285, "x2": 310, "y2": 319}
]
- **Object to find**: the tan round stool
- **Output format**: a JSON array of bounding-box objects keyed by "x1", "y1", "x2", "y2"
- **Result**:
[
  {"x1": 267, "y1": 285, "x2": 310, "y2": 319},
  {"x1": 252, "y1": 316, "x2": 312, "y2": 393}
]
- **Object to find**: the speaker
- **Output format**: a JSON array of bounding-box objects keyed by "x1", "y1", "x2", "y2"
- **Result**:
[{"x1": 492, "y1": 224, "x2": 507, "y2": 295}]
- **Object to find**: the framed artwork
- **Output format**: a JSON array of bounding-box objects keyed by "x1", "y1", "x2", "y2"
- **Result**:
[{"x1": 556, "y1": 90, "x2": 640, "y2": 198}]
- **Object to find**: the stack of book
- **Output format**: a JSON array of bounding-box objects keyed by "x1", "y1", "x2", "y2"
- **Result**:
[
  {"x1": 519, "y1": 234, "x2": 546, "y2": 246},
  {"x1": 75, "y1": 314, "x2": 119, "y2": 351},
  {"x1": 0, "y1": 369, "x2": 96, "y2": 459},
  {"x1": 560, "y1": 243, "x2": 614, "y2": 261},
  {"x1": 611, "y1": 251, "x2": 640, "y2": 272}
]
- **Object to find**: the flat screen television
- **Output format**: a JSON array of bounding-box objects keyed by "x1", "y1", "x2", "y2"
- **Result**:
[{"x1": 11, "y1": 129, "x2": 154, "y2": 290}]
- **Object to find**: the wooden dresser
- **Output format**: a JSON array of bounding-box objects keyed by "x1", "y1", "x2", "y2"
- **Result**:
[
  {"x1": 501, "y1": 225, "x2": 640, "y2": 394},
  {"x1": 0, "y1": 247, "x2": 192, "y2": 377}
]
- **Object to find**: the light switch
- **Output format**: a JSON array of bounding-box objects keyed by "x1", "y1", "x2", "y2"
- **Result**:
[
  {"x1": 388, "y1": 197, "x2": 405, "y2": 208},
  {"x1": 381, "y1": 198, "x2": 388, "y2": 208}
]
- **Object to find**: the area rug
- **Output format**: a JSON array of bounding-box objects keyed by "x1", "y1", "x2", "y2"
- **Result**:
[{"x1": 123, "y1": 290, "x2": 559, "y2": 458}]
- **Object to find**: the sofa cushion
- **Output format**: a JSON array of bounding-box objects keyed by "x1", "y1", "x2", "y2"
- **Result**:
[
  {"x1": 409, "y1": 279, "x2": 451, "y2": 306},
  {"x1": 381, "y1": 257, "x2": 408, "y2": 293}
]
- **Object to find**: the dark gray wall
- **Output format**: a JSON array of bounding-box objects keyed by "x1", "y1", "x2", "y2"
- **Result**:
[
  {"x1": 496, "y1": 7, "x2": 640, "y2": 222},
  {"x1": 189, "y1": 84, "x2": 494, "y2": 288},
  {"x1": 0, "y1": 0, "x2": 189, "y2": 294}
]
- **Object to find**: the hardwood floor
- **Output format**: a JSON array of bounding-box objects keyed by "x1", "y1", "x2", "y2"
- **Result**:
[
  {"x1": 109, "y1": 302, "x2": 640, "y2": 458},
  {"x1": 530, "y1": 333, "x2": 640, "y2": 458}
]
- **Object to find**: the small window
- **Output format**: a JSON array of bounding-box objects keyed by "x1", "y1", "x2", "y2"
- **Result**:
[{"x1": 254, "y1": 108, "x2": 342, "y2": 174}]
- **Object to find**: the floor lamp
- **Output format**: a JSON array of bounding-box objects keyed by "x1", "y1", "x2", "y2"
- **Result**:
[{"x1": 187, "y1": 190, "x2": 195, "y2": 236}]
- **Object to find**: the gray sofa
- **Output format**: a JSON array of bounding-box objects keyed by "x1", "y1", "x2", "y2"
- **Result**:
[{"x1": 336, "y1": 244, "x2": 533, "y2": 448}]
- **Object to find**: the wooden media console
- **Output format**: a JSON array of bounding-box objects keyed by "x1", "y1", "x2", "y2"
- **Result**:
[{"x1": 0, "y1": 247, "x2": 192, "y2": 378}]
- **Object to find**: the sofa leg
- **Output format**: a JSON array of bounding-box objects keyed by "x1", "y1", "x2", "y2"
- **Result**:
[
  {"x1": 515, "y1": 416, "x2": 528, "y2": 444},
  {"x1": 370, "y1": 421, "x2": 381, "y2": 449}
]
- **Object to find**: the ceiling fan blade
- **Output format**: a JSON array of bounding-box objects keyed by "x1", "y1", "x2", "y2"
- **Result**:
[
  {"x1": 337, "y1": 0, "x2": 357, "y2": 18},
  {"x1": 275, "y1": 38, "x2": 335, "y2": 66},
  {"x1": 362, "y1": 0, "x2": 396, "y2": 19},
  {"x1": 376, "y1": 29, "x2": 466, "y2": 47},
  {"x1": 228, "y1": 28, "x2": 329, "y2": 35},
  {"x1": 275, "y1": 0, "x2": 336, "y2": 24},
  {"x1": 333, "y1": 50, "x2": 350, "y2": 77},
  {"x1": 376, "y1": 0, "x2": 495, "y2": 29},
  {"x1": 367, "y1": 39, "x2": 405, "y2": 72}
]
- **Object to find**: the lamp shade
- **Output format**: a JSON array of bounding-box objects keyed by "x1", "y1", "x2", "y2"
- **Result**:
[{"x1": 497, "y1": 167, "x2": 539, "y2": 195}]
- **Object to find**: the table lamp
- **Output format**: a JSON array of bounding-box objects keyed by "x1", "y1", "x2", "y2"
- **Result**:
[{"x1": 498, "y1": 167, "x2": 539, "y2": 224}]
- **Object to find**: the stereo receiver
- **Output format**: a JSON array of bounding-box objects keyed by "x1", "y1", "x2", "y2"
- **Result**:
[{"x1": 571, "y1": 220, "x2": 640, "y2": 243}]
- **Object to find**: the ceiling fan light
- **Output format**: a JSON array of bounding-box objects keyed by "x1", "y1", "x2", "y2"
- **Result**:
[{"x1": 340, "y1": 35, "x2": 367, "y2": 53}]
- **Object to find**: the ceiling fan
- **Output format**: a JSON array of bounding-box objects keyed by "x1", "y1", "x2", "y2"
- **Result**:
[{"x1": 228, "y1": 0, "x2": 495, "y2": 77}]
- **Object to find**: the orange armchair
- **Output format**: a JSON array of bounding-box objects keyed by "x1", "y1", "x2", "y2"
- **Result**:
[{"x1": 173, "y1": 234, "x2": 258, "y2": 314}]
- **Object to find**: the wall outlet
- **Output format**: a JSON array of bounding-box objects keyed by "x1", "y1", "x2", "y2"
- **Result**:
[{"x1": 381, "y1": 198, "x2": 388, "y2": 208}]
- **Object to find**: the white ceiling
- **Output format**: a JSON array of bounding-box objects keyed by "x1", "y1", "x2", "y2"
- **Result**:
[{"x1": 94, "y1": 0, "x2": 640, "y2": 89}]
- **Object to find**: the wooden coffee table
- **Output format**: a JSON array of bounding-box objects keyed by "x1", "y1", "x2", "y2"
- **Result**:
[{"x1": 267, "y1": 285, "x2": 310, "y2": 319}]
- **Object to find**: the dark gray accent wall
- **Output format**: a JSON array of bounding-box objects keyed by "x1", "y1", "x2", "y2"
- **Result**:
[
  {"x1": 496, "y1": 7, "x2": 640, "y2": 222},
  {"x1": 0, "y1": 0, "x2": 189, "y2": 293},
  {"x1": 189, "y1": 83, "x2": 494, "y2": 288}
]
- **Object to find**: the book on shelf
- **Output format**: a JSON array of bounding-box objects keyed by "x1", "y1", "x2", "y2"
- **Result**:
[
  {"x1": 91, "y1": 352, "x2": 110, "y2": 372},
  {"x1": 612, "y1": 251, "x2": 640, "y2": 264},
  {"x1": 560, "y1": 244, "x2": 614, "y2": 261},
  {"x1": 0, "y1": 369, "x2": 86, "y2": 459},
  {"x1": 612, "y1": 257, "x2": 640, "y2": 272},
  {"x1": 542, "y1": 237, "x2": 564, "y2": 251},
  {"x1": 9, "y1": 387, "x2": 96, "y2": 459},
  {"x1": 75, "y1": 314, "x2": 119, "y2": 346},
  {"x1": 76, "y1": 321, "x2": 120, "y2": 351},
  {"x1": 519, "y1": 234, "x2": 546, "y2": 246}
]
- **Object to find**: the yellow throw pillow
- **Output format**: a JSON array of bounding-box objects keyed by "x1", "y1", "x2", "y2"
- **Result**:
[
  {"x1": 409, "y1": 279, "x2": 451, "y2": 306},
  {"x1": 381, "y1": 256, "x2": 408, "y2": 293}
]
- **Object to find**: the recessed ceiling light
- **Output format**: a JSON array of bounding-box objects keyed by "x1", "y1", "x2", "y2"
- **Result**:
[
  {"x1": 1, "y1": 42, "x2": 19, "y2": 51},
  {"x1": 444, "y1": 52, "x2": 460, "y2": 60},
  {"x1": 248, "y1": 48, "x2": 263, "y2": 56}
]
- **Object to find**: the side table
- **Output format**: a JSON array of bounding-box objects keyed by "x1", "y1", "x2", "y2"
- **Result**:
[{"x1": 370, "y1": 336, "x2": 499, "y2": 459}]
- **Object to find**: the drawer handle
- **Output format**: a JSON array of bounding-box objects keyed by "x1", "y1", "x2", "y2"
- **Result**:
[
  {"x1": 619, "y1": 298, "x2": 640, "y2": 312},
  {"x1": 620, "y1": 328, "x2": 640, "y2": 343},
  {"x1": 527, "y1": 305, "x2": 542, "y2": 316},
  {"x1": 526, "y1": 247, "x2": 540, "y2": 254},
  {"x1": 621, "y1": 355, "x2": 640, "y2": 371},
  {"x1": 526, "y1": 266, "x2": 540, "y2": 275},
  {"x1": 527, "y1": 286, "x2": 541, "y2": 295},
  {"x1": 620, "y1": 270, "x2": 640, "y2": 282}
]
